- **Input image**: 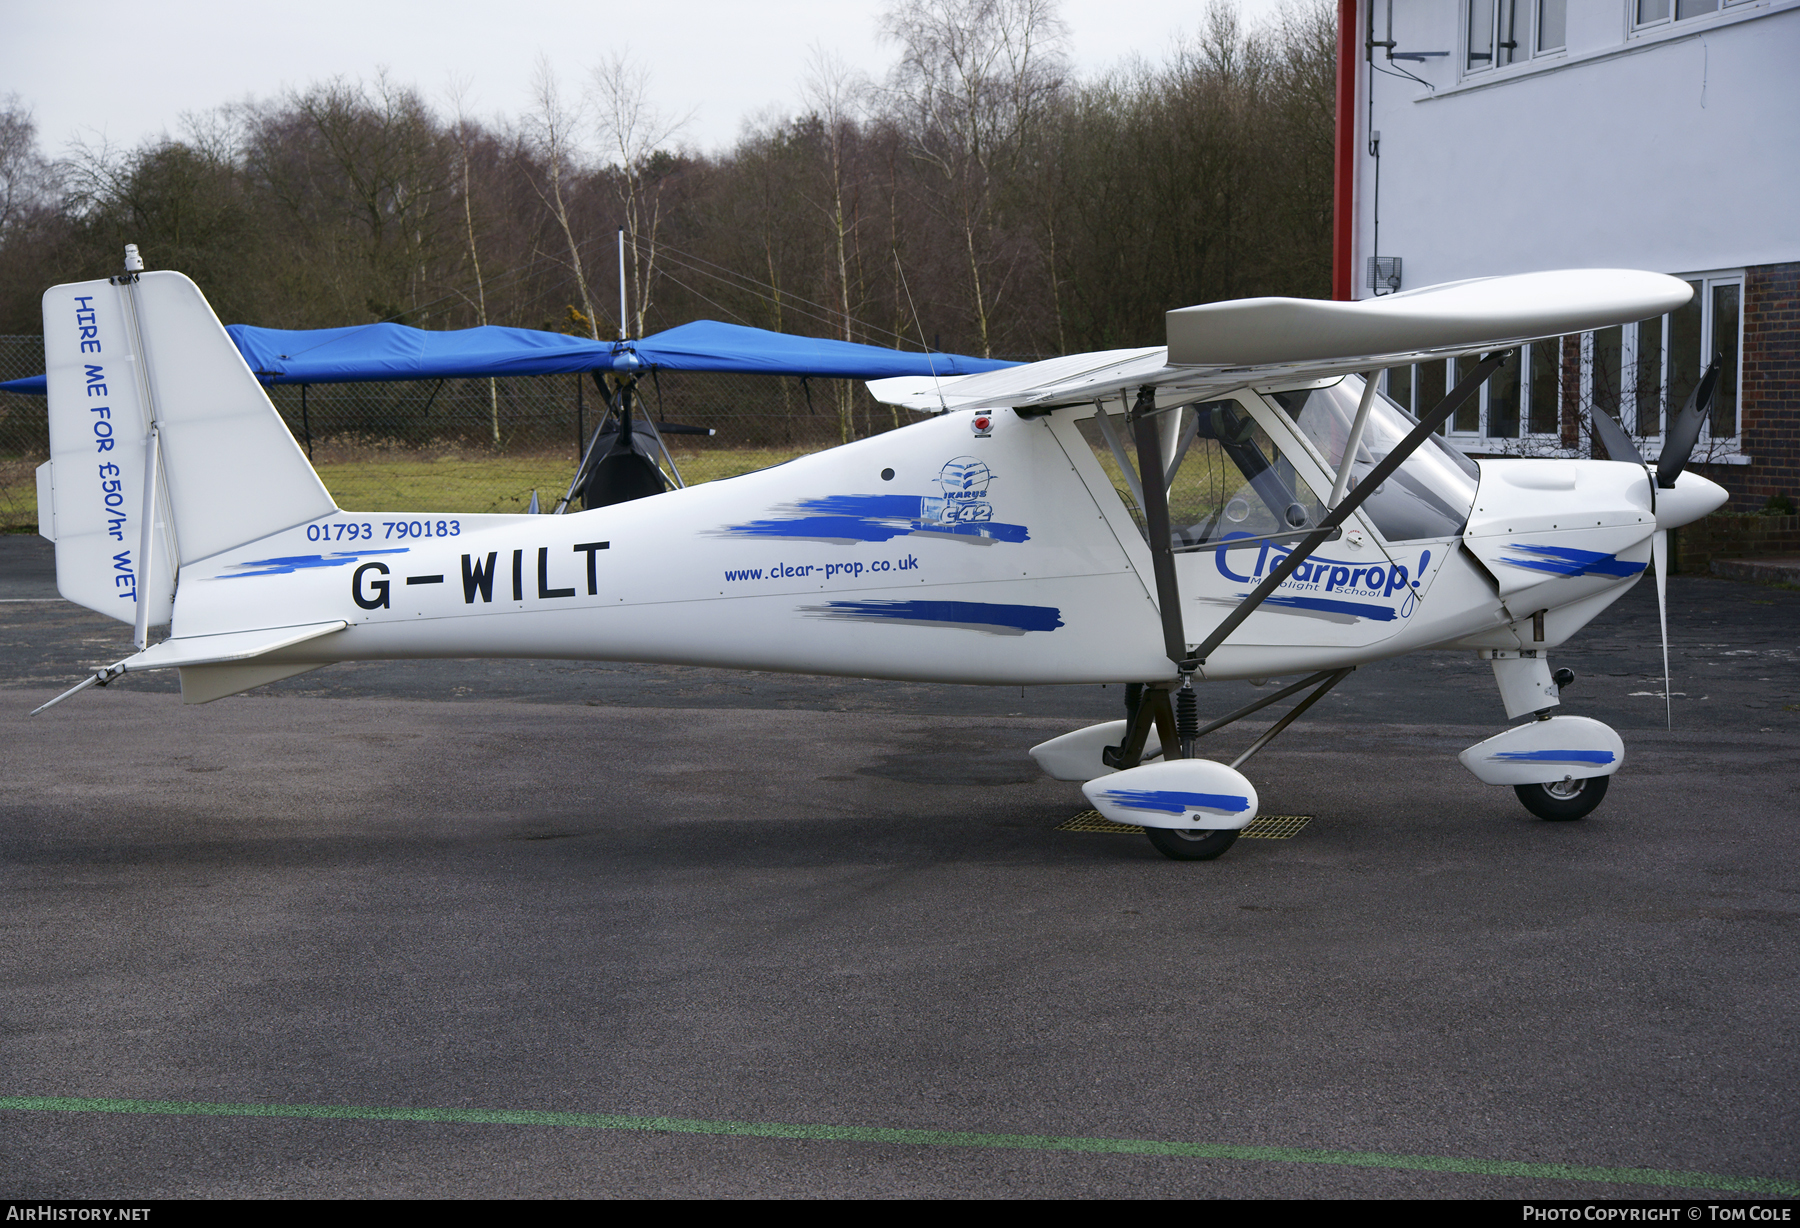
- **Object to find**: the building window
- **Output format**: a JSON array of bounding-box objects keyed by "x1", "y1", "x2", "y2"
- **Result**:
[
  {"x1": 1537, "y1": 0, "x2": 1566, "y2": 51},
  {"x1": 1595, "y1": 272, "x2": 1742, "y2": 445},
  {"x1": 1380, "y1": 271, "x2": 1743, "y2": 456},
  {"x1": 1635, "y1": 0, "x2": 1731, "y2": 31},
  {"x1": 1466, "y1": 0, "x2": 1563, "y2": 72}
]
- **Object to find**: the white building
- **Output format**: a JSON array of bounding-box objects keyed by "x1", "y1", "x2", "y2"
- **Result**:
[{"x1": 1334, "y1": 0, "x2": 1799, "y2": 508}]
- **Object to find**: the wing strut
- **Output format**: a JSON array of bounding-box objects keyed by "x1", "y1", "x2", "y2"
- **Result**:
[
  {"x1": 1087, "y1": 388, "x2": 1195, "y2": 767},
  {"x1": 1327, "y1": 371, "x2": 1382, "y2": 507},
  {"x1": 1130, "y1": 386, "x2": 1188, "y2": 668}
]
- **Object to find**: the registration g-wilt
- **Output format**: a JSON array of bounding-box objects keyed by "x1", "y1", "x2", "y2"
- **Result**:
[{"x1": 33, "y1": 262, "x2": 1725, "y2": 860}]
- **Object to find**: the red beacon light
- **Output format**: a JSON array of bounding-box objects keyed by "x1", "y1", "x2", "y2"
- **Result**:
[{"x1": 971, "y1": 413, "x2": 994, "y2": 438}]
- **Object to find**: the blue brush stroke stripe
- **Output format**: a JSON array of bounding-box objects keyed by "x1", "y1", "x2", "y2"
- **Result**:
[
  {"x1": 727, "y1": 515, "x2": 918, "y2": 542},
  {"x1": 1258, "y1": 594, "x2": 1397, "y2": 621},
  {"x1": 795, "y1": 494, "x2": 925, "y2": 518},
  {"x1": 912, "y1": 521, "x2": 1030, "y2": 543},
  {"x1": 1098, "y1": 789, "x2": 1251, "y2": 816},
  {"x1": 1490, "y1": 749, "x2": 1616, "y2": 765},
  {"x1": 724, "y1": 515, "x2": 1029, "y2": 544},
  {"x1": 1500, "y1": 545, "x2": 1644, "y2": 579},
  {"x1": 815, "y1": 599, "x2": 1063, "y2": 633},
  {"x1": 719, "y1": 493, "x2": 1029, "y2": 544},
  {"x1": 215, "y1": 548, "x2": 410, "y2": 578}
]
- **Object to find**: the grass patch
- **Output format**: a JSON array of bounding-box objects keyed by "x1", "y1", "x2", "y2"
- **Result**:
[
  {"x1": 0, "y1": 456, "x2": 39, "y2": 531},
  {"x1": 316, "y1": 453, "x2": 577, "y2": 514},
  {"x1": 318, "y1": 446, "x2": 812, "y2": 513}
]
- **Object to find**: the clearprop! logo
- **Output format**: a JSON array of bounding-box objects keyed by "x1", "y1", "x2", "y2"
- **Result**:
[{"x1": 1214, "y1": 534, "x2": 1432, "y2": 622}]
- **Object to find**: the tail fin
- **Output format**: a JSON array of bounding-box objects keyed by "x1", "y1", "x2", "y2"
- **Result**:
[{"x1": 39, "y1": 271, "x2": 336, "y2": 626}]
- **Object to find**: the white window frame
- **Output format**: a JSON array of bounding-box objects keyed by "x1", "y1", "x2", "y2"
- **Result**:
[
  {"x1": 1633, "y1": 0, "x2": 1767, "y2": 37},
  {"x1": 1462, "y1": 0, "x2": 1565, "y2": 79},
  {"x1": 1629, "y1": 270, "x2": 1745, "y2": 450},
  {"x1": 1383, "y1": 271, "x2": 1745, "y2": 460}
]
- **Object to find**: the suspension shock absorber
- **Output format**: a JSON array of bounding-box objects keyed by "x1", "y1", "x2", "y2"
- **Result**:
[{"x1": 1176, "y1": 675, "x2": 1199, "y2": 759}]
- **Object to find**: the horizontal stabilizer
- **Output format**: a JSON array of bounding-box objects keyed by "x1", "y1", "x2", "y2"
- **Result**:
[
  {"x1": 31, "y1": 620, "x2": 346, "y2": 715},
  {"x1": 120, "y1": 620, "x2": 347, "y2": 671}
]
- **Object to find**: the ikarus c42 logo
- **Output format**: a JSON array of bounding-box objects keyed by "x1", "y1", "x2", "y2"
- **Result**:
[{"x1": 924, "y1": 456, "x2": 993, "y2": 525}]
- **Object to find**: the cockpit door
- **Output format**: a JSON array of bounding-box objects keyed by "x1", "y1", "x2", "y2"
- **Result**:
[{"x1": 1049, "y1": 391, "x2": 1419, "y2": 659}]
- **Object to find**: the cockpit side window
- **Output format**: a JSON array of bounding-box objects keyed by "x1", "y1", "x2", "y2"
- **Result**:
[
  {"x1": 1075, "y1": 398, "x2": 1327, "y2": 550},
  {"x1": 1267, "y1": 376, "x2": 1479, "y2": 542}
]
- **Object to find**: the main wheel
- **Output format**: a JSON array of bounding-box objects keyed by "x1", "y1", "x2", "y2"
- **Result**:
[
  {"x1": 1145, "y1": 826, "x2": 1240, "y2": 861},
  {"x1": 1514, "y1": 775, "x2": 1609, "y2": 821}
]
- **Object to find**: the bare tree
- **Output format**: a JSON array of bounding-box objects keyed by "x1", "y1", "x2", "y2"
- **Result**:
[
  {"x1": 447, "y1": 79, "x2": 501, "y2": 444},
  {"x1": 881, "y1": 0, "x2": 1068, "y2": 357},
  {"x1": 292, "y1": 74, "x2": 455, "y2": 319},
  {"x1": 524, "y1": 59, "x2": 602, "y2": 341},
  {"x1": 590, "y1": 51, "x2": 690, "y2": 339},
  {"x1": 0, "y1": 97, "x2": 54, "y2": 239},
  {"x1": 801, "y1": 47, "x2": 872, "y2": 440}
]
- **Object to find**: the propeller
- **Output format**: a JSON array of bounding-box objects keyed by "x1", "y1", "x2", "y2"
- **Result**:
[
  {"x1": 1588, "y1": 402, "x2": 1643, "y2": 466},
  {"x1": 1653, "y1": 526, "x2": 1670, "y2": 729},
  {"x1": 1589, "y1": 359, "x2": 1721, "y2": 730},
  {"x1": 1657, "y1": 355, "x2": 1722, "y2": 489}
]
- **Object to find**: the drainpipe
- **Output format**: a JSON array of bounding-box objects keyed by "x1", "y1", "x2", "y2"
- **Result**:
[{"x1": 1333, "y1": 0, "x2": 1359, "y2": 302}]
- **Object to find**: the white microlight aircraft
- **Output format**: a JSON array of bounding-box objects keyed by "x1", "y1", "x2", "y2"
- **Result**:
[{"x1": 32, "y1": 257, "x2": 1727, "y2": 860}]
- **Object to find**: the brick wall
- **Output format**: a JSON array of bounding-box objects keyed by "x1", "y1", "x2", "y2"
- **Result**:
[
  {"x1": 1737, "y1": 260, "x2": 1800, "y2": 510},
  {"x1": 1673, "y1": 512, "x2": 1800, "y2": 571}
]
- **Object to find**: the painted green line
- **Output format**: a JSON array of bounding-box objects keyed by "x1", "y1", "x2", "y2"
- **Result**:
[{"x1": 2, "y1": 1096, "x2": 1793, "y2": 1195}]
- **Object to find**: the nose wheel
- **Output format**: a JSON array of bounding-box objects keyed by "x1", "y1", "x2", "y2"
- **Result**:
[{"x1": 1514, "y1": 775, "x2": 1608, "y2": 821}]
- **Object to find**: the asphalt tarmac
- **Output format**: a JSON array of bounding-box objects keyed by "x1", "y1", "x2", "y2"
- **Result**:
[{"x1": 1, "y1": 534, "x2": 1796, "y2": 1198}]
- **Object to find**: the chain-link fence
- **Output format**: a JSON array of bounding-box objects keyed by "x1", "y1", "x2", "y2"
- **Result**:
[
  {"x1": 0, "y1": 336, "x2": 46, "y2": 532},
  {"x1": 0, "y1": 333, "x2": 931, "y2": 531}
]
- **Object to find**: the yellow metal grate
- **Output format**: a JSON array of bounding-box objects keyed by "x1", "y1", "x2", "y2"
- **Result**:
[
  {"x1": 1056, "y1": 810, "x2": 1312, "y2": 839},
  {"x1": 1240, "y1": 814, "x2": 1312, "y2": 840},
  {"x1": 1056, "y1": 810, "x2": 1144, "y2": 834}
]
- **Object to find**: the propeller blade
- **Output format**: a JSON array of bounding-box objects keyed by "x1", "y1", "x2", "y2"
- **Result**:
[
  {"x1": 1656, "y1": 355, "x2": 1722, "y2": 489},
  {"x1": 1589, "y1": 405, "x2": 1644, "y2": 467},
  {"x1": 1653, "y1": 528, "x2": 1671, "y2": 730}
]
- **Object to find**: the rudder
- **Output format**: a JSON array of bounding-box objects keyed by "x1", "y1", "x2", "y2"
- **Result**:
[{"x1": 39, "y1": 270, "x2": 336, "y2": 626}]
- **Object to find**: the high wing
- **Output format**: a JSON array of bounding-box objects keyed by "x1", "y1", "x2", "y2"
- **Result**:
[{"x1": 868, "y1": 269, "x2": 1692, "y2": 413}]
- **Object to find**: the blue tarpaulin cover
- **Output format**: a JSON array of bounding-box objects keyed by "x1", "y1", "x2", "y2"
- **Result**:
[{"x1": 0, "y1": 319, "x2": 1011, "y2": 395}]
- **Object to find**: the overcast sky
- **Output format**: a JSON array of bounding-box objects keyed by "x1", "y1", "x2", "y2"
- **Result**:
[{"x1": 6, "y1": 0, "x2": 1294, "y2": 157}]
